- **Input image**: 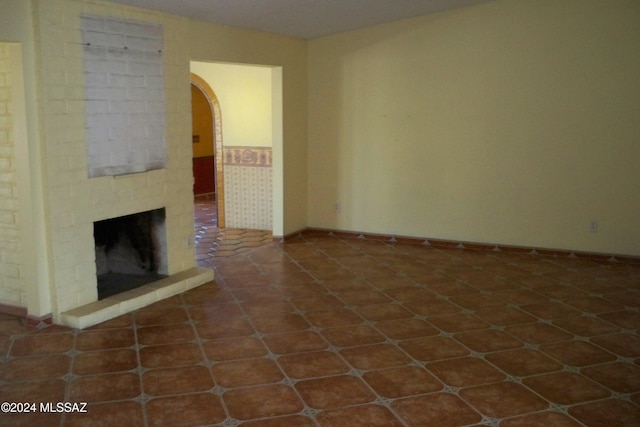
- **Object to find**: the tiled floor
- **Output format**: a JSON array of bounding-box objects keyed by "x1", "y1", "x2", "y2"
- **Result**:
[
  {"x1": 194, "y1": 195, "x2": 273, "y2": 261},
  {"x1": 1, "y1": 200, "x2": 640, "y2": 426}
]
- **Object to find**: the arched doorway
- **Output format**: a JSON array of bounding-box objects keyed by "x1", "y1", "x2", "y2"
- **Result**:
[{"x1": 190, "y1": 73, "x2": 225, "y2": 227}]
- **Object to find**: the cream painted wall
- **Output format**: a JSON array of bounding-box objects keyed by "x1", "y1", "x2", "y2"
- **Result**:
[
  {"x1": 308, "y1": 0, "x2": 640, "y2": 256},
  {"x1": 190, "y1": 62, "x2": 273, "y2": 148},
  {"x1": 188, "y1": 23, "x2": 307, "y2": 237},
  {"x1": 0, "y1": 0, "x2": 52, "y2": 316}
]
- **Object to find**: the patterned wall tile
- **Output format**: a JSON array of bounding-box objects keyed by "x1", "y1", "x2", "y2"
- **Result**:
[{"x1": 223, "y1": 147, "x2": 272, "y2": 230}]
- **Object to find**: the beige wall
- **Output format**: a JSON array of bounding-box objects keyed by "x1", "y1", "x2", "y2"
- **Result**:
[
  {"x1": 308, "y1": 0, "x2": 640, "y2": 256},
  {"x1": 191, "y1": 62, "x2": 273, "y2": 148}
]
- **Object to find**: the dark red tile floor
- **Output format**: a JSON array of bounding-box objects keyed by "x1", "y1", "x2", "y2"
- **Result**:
[{"x1": 1, "y1": 197, "x2": 639, "y2": 426}]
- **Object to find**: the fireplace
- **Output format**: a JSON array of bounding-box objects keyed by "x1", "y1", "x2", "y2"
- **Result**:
[{"x1": 94, "y1": 208, "x2": 168, "y2": 299}]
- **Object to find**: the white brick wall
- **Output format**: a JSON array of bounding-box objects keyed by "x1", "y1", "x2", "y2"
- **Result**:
[
  {"x1": 31, "y1": 0, "x2": 196, "y2": 317},
  {"x1": 0, "y1": 44, "x2": 25, "y2": 306}
]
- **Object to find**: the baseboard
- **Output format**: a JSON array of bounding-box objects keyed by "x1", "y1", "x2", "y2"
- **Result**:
[{"x1": 295, "y1": 227, "x2": 640, "y2": 264}]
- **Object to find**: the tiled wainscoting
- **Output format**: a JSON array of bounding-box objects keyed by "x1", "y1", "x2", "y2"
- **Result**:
[{"x1": 223, "y1": 147, "x2": 272, "y2": 230}]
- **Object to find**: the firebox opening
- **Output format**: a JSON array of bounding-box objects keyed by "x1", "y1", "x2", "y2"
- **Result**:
[{"x1": 94, "y1": 208, "x2": 168, "y2": 300}]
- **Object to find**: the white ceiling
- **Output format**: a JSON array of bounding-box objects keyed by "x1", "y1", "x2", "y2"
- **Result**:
[{"x1": 108, "y1": 0, "x2": 493, "y2": 39}]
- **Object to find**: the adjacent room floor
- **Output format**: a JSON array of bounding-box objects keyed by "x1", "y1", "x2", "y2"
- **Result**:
[{"x1": 1, "y1": 198, "x2": 639, "y2": 426}]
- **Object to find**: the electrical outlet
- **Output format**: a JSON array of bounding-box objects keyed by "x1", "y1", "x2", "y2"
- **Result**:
[
  {"x1": 334, "y1": 202, "x2": 341, "y2": 213},
  {"x1": 590, "y1": 220, "x2": 598, "y2": 233}
]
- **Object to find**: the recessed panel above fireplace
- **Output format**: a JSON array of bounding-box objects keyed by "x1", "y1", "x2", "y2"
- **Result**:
[{"x1": 81, "y1": 14, "x2": 168, "y2": 178}]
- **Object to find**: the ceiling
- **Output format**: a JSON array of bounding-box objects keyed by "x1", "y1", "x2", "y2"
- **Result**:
[{"x1": 108, "y1": 0, "x2": 493, "y2": 39}]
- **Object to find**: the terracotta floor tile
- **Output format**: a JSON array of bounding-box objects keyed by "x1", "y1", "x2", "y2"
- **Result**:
[
  {"x1": 505, "y1": 322, "x2": 574, "y2": 345},
  {"x1": 598, "y1": 310, "x2": 640, "y2": 330},
  {"x1": 427, "y1": 357, "x2": 505, "y2": 387},
  {"x1": 295, "y1": 375, "x2": 376, "y2": 410},
  {"x1": 10, "y1": 332, "x2": 74, "y2": 356},
  {"x1": 590, "y1": 332, "x2": 640, "y2": 358},
  {"x1": 0, "y1": 379, "x2": 66, "y2": 403},
  {"x1": 421, "y1": 278, "x2": 478, "y2": 296},
  {"x1": 277, "y1": 351, "x2": 349, "y2": 379},
  {"x1": 336, "y1": 289, "x2": 391, "y2": 306},
  {"x1": 404, "y1": 298, "x2": 459, "y2": 316},
  {"x1": 146, "y1": 393, "x2": 226, "y2": 427},
  {"x1": 73, "y1": 348, "x2": 138, "y2": 375},
  {"x1": 564, "y1": 296, "x2": 625, "y2": 313},
  {"x1": 142, "y1": 365, "x2": 214, "y2": 396},
  {"x1": 340, "y1": 343, "x2": 412, "y2": 371},
  {"x1": 475, "y1": 306, "x2": 537, "y2": 327},
  {"x1": 202, "y1": 336, "x2": 268, "y2": 361},
  {"x1": 375, "y1": 318, "x2": 438, "y2": 340},
  {"x1": 75, "y1": 328, "x2": 135, "y2": 351},
  {"x1": 242, "y1": 299, "x2": 295, "y2": 317},
  {"x1": 321, "y1": 324, "x2": 385, "y2": 347},
  {"x1": 363, "y1": 365, "x2": 442, "y2": 398},
  {"x1": 0, "y1": 410, "x2": 62, "y2": 426},
  {"x1": 252, "y1": 313, "x2": 310, "y2": 334},
  {"x1": 603, "y1": 289, "x2": 640, "y2": 307},
  {"x1": 316, "y1": 404, "x2": 405, "y2": 427},
  {"x1": 263, "y1": 330, "x2": 328, "y2": 354},
  {"x1": 0, "y1": 354, "x2": 70, "y2": 381},
  {"x1": 540, "y1": 340, "x2": 616, "y2": 367},
  {"x1": 427, "y1": 312, "x2": 491, "y2": 333},
  {"x1": 383, "y1": 286, "x2": 435, "y2": 303},
  {"x1": 195, "y1": 317, "x2": 254, "y2": 339},
  {"x1": 499, "y1": 411, "x2": 583, "y2": 427},
  {"x1": 69, "y1": 372, "x2": 140, "y2": 403},
  {"x1": 485, "y1": 348, "x2": 563, "y2": 377},
  {"x1": 552, "y1": 315, "x2": 621, "y2": 337},
  {"x1": 399, "y1": 336, "x2": 469, "y2": 361},
  {"x1": 224, "y1": 384, "x2": 303, "y2": 420},
  {"x1": 134, "y1": 306, "x2": 189, "y2": 325},
  {"x1": 65, "y1": 401, "x2": 145, "y2": 427},
  {"x1": 494, "y1": 289, "x2": 550, "y2": 306},
  {"x1": 240, "y1": 415, "x2": 317, "y2": 427},
  {"x1": 523, "y1": 371, "x2": 610, "y2": 404},
  {"x1": 212, "y1": 358, "x2": 283, "y2": 387},
  {"x1": 581, "y1": 361, "x2": 640, "y2": 393},
  {"x1": 520, "y1": 301, "x2": 582, "y2": 320},
  {"x1": 449, "y1": 293, "x2": 508, "y2": 310},
  {"x1": 459, "y1": 382, "x2": 548, "y2": 418},
  {"x1": 391, "y1": 393, "x2": 482, "y2": 427},
  {"x1": 290, "y1": 295, "x2": 344, "y2": 312},
  {"x1": 139, "y1": 342, "x2": 204, "y2": 368},
  {"x1": 136, "y1": 323, "x2": 196, "y2": 345},
  {"x1": 534, "y1": 283, "x2": 589, "y2": 300},
  {"x1": 355, "y1": 303, "x2": 413, "y2": 321},
  {"x1": 187, "y1": 302, "x2": 244, "y2": 323},
  {"x1": 455, "y1": 329, "x2": 523, "y2": 353},
  {"x1": 569, "y1": 398, "x2": 640, "y2": 427},
  {"x1": 306, "y1": 308, "x2": 363, "y2": 328}
]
